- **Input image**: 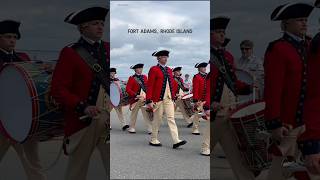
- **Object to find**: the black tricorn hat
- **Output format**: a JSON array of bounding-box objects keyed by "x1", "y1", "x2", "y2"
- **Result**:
[
  {"x1": 211, "y1": 16, "x2": 230, "y2": 31},
  {"x1": 152, "y1": 50, "x2": 170, "y2": 57},
  {"x1": 195, "y1": 62, "x2": 208, "y2": 68},
  {"x1": 173, "y1": 67, "x2": 182, "y2": 72},
  {"x1": 110, "y1": 68, "x2": 116, "y2": 73},
  {"x1": 130, "y1": 63, "x2": 144, "y2": 69},
  {"x1": 65, "y1": 7, "x2": 109, "y2": 25},
  {"x1": 0, "y1": 20, "x2": 21, "y2": 39},
  {"x1": 271, "y1": 3, "x2": 314, "y2": 21}
]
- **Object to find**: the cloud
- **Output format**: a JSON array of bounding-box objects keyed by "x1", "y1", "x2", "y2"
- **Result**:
[
  {"x1": 110, "y1": 18, "x2": 128, "y2": 30},
  {"x1": 168, "y1": 37, "x2": 202, "y2": 46},
  {"x1": 111, "y1": 1, "x2": 210, "y2": 79},
  {"x1": 111, "y1": 44, "x2": 135, "y2": 57}
]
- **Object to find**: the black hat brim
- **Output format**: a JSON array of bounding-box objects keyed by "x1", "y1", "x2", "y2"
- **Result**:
[
  {"x1": 131, "y1": 63, "x2": 144, "y2": 69},
  {"x1": 195, "y1": 62, "x2": 208, "y2": 68},
  {"x1": 271, "y1": 3, "x2": 314, "y2": 21},
  {"x1": 152, "y1": 50, "x2": 170, "y2": 57},
  {"x1": 173, "y1": 67, "x2": 182, "y2": 72},
  {"x1": 65, "y1": 7, "x2": 109, "y2": 25}
]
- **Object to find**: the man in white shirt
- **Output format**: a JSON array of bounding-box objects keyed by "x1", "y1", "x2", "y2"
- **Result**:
[{"x1": 236, "y1": 40, "x2": 264, "y2": 99}]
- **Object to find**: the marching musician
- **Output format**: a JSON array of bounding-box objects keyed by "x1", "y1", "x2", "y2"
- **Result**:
[
  {"x1": 146, "y1": 50, "x2": 187, "y2": 148},
  {"x1": 211, "y1": 16, "x2": 255, "y2": 179},
  {"x1": 110, "y1": 67, "x2": 130, "y2": 131},
  {"x1": 264, "y1": 3, "x2": 314, "y2": 179},
  {"x1": 298, "y1": 0, "x2": 320, "y2": 178},
  {"x1": 191, "y1": 62, "x2": 208, "y2": 135},
  {"x1": 173, "y1": 66, "x2": 193, "y2": 128},
  {"x1": 50, "y1": 7, "x2": 109, "y2": 180},
  {"x1": 0, "y1": 20, "x2": 47, "y2": 180},
  {"x1": 125, "y1": 63, "x2": 152, "y2": 134},
  {"x1": 200, "y1": 69, "x2": 211, "y2": 156}
]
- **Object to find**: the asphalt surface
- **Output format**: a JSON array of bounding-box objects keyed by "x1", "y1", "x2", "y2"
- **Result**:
[
  {"x1": 1, "y1": 106, "x2": 210, "y2": 180},
  {"x1": 110, "y1": 106, "x2": 210, "y2": 179},
  {"x1": 0, "y1": 138, "x2": 107, "y2": 180}
]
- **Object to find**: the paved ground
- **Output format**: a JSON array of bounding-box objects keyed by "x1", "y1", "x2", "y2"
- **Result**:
[
  {"x1": 0, "y1": 139, "x2": 107, "y2": 180},
  {"x1": 5, "y1": 105, "x2": 299, "y2": 180},
  {"x1": 0, "y1": 106, "x2": 209, "y2": 180},
  {"x1": 110, "y1": 106, "x2": 210, "y2": 179}
]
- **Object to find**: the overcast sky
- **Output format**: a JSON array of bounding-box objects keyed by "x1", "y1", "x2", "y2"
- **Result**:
[
  {"x1": 212, "y1": 0, "x2": 320, "y2": 59},
  {"x1": 0, "y1": 0, "x2": 109, "y2": 60},
  {"x1": 110, "y1": 1, "x2": 210, "y2": 79},
  {"x1": 4, "y1": 0, "x2": 318, "y2": 75}
]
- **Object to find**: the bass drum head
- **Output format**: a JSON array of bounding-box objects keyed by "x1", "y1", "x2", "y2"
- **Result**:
[
  {"x1": 0, "y1": 64, "x2": 33, "y2": 143},
  {"x1": 110, "y1": 82, "x2": 120, "y2": 107}
]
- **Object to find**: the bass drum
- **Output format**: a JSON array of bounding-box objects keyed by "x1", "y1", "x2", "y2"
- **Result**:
[
  {"x1": 109, "y1": 81, "x2": 130, "y2": 107},
  {"x1": 0, "y1": 62, "x2": 64, "y2": 143}
]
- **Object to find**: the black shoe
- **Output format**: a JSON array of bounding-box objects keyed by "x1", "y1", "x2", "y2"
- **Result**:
[
  {"x1": 200, "y1": 153, "x2": 210, "y2": 156},
  {"x1": 149, "y1": 142, "x2": 162, "y2": 146},
  {"x1": 192, "y1": 132, "x2": 201, "y2": 135},
  {"x1": 122, "y1": 125, "x2": 129, "y2": 131},
  {"x1": 173, "y1": 140, "x2": 187, "y2": 149},
  {"x1": 187, "y1": 122, "x2": 193, "y2": 128}
]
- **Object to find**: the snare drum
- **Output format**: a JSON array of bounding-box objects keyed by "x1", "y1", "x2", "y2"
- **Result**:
[
  {"x1": 181, "y1": 94, "x2": 194, "y2": 118},
  {"x1": 110, "y1": 81, "x2": 130, "y2": 107},
  {"x1": 229, "y1": 101, "x2": 271, "y2": 171},
  {"x1": 0, "y1": 62, "x2": 64, "y2": 143}
]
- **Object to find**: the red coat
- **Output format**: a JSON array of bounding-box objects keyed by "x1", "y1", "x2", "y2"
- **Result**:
[
  {"x1": 203, "y1": 72, "x2": 211, "y2": 110},
  {"x1": 211, "y1": 49, "x2": 251, "y2": 103},
  {"x1": 51, "y1": 41, "x2": 110, "y2": 137},
  {"x1": 299, "y1": 33, "x2": 320, "y2": 155},
  {"x1": 126, "y1": 74, "x2": 148, "y2": 104},
  {"x1": 146, "y1": 65, "x2": 177, "y2": 103},
  {"x1": 192, "y1": 73, "x2": 207, "y2": 102},
  {"x1": 264, "y1": 34, "x2": 308, "y2": 130}
]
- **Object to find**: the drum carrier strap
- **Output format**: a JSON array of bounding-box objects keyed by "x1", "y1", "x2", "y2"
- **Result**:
[
  {"x1": 133, "y1": 76, "x2": 146, "y2": 93},
  {"x1": 73, "y1": 46, "x2": 109, "y2": 94},
  {"x1": 73, "y1": 46, "x2": 110, "y2": 144}
]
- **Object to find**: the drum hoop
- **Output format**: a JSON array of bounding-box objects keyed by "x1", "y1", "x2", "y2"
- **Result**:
[
  {"x1": 10, "y1": 63, "x2": 40, "y2": 142},
  {"x1": 0, "y1": 64, "x2": 13, "y2": 141},
  {"x1": 230, "y1": 110, "x2": 264, "y2": 122},
  {"x1": 182, "y1": 94, "x2": 193, "y2": 99},
  {"x1": 229, "y1": 100, "x2": 265, "y2": 121}
]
